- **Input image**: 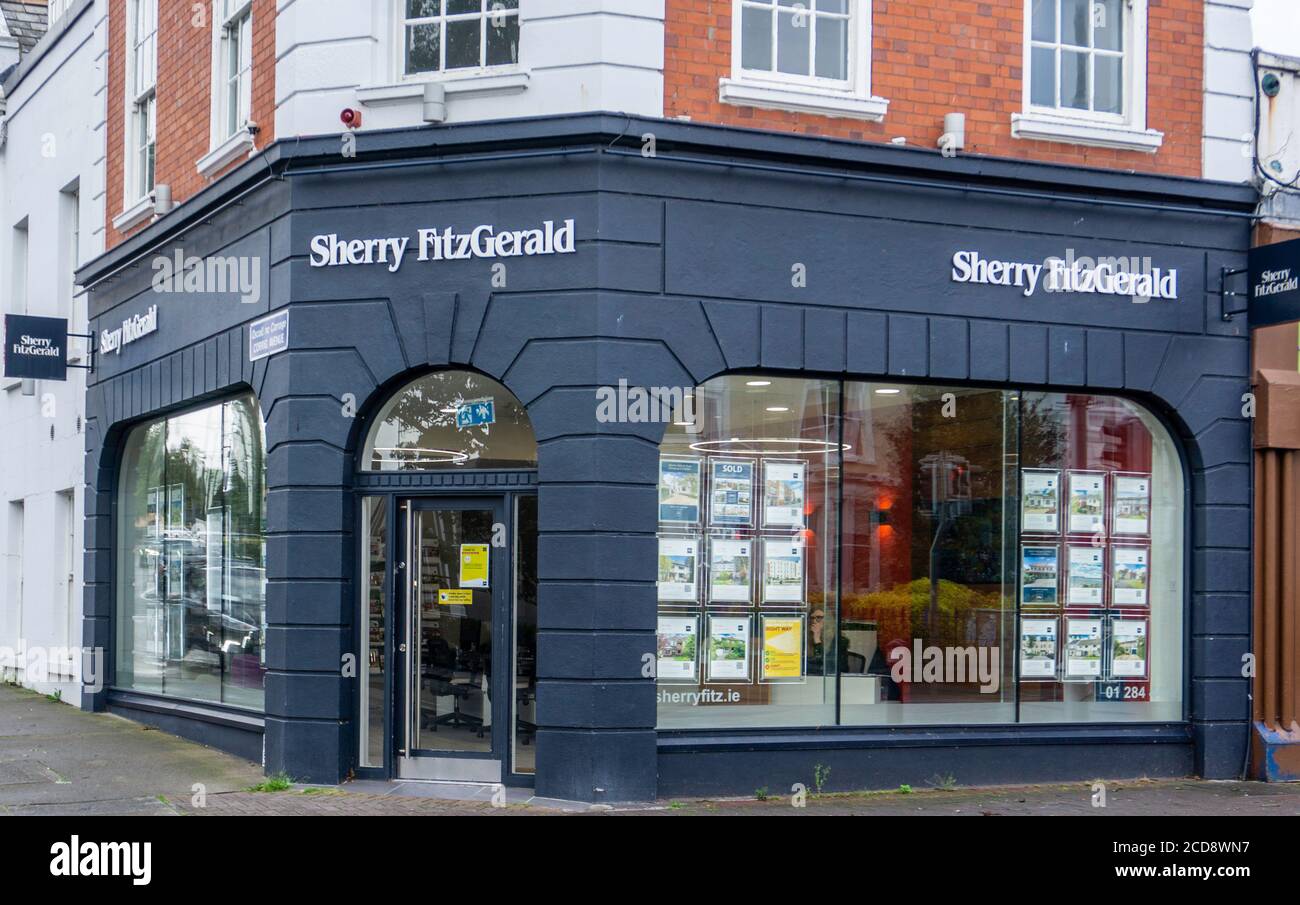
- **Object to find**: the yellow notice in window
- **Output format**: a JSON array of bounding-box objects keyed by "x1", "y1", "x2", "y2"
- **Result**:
[
  {"x1": 459, "y1": 543, "x2": 489, "y2": 588},
  {"x1": 438, "y1": 589, "x2": 473, "y2": 606},
  {"x1": 762, "y1": 616, "x2": 804, "y2": 680}
]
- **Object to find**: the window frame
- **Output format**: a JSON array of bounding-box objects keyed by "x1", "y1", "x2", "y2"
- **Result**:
[
  {"x1": 394, "y1": 0, "x2": 523, "y2": 83},
  {"x1": 1013, "y1": 0, "x2": 1162, "y2": 151},
  {"x1": 215, "y1": 0, "x2": 254, "y2": 142},
  {"x1": 123, "y1": 0, "x2": 158, "y2": 209},
  {"x1": 721, "y1": 0, "x2": 888, "y2": 122},
  {"x1": 1024, "y1": 0, "x2": 1135, "y2": 126}
]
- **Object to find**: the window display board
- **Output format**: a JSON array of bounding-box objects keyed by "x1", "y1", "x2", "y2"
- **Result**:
[
  {"x1": 1019, "y1": 617, "x2": 1058, "y2": 680},
  {"x1": 1108, "y1": 617, "x2": 1149, "y2": 678},
  {"x1": 706, "y1": 615, "x2": 752, "y2": 683},
  {"x1": 658, "y1": 456, "x2": 702, "y2": 524},
  {"x1": 657, "y1": 537, "x2": 699, "y2": 603},
  {"x1": 759, "y1": 614, "x2": 805, "y2": 683},
  {"x1": 1021, "y1": 469, "x2": 1060, "y2": 534},
  {"x1": 762, "y1": 539, "x2": 805, "y2": 605},
  {"x1": 1110, "y1": 545, "x2": 1150, "y2": 607},
  {"x1": 657, "y1": 615, "x2": 699, "y2": 683},
  {"x1": 708, "y1": 538, "x2": 752, "y2": 604},
  {"x1": 1067, "y1": 471, "x2": 1107, "y2": 535},
  {"x1": 1019, "y1": 545, "x2": 1059, "y2": 606},
  {"x1": 709, "y1": 458, "x2": 754, "y2": 527},
  {"x1": 1066, "y1": 545, "x2": 1105, "y2": 606},
  {"x1": 1112, "y1": 473, "x2": 1152, "y2": 536},
  {"x1": 1063, "y1": 617, "x2": 1103, "y2": 680},
  {"x1": 762, "y1": 460, "x2": 806, "y2": 528}
]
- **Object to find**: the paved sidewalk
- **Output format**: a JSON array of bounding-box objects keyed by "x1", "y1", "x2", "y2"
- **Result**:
[{"x1": 4, "y1": 685, "x2": 1300, "y2": 816}]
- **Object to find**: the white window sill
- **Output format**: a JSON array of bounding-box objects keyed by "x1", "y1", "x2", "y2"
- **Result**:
[
  {"x1": 1011, "y1": 112, "x2": 1164, "y2": 153},
  {"x1": 112, "y1": 195, "x2": 154, "y2": 232},
  {"x1": 719, "y1": 77, "x2": 889, "y2": 122},
  {"x1": 197, "y1": 128, "x2": 256, "y2": 179},
  {"x1": 357, "y1": 68, "x2": 530, "y2": 107}
]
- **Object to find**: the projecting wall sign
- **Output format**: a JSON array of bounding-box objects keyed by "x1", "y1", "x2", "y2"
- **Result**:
[{"x1": 308, "y1": 219, "x2": 577, "y2": 271}]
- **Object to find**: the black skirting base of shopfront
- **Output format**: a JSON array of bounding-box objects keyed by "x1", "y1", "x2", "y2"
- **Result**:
[
  {"x1": 76, "y1": 113, "x2": 1256, "y2": 802},
  {"x1": 108, "y1": 692, "x2": 265, "y2": 766},
  {"x1": 658, "y1": 724, "x2": 1196, "y2": 797}
]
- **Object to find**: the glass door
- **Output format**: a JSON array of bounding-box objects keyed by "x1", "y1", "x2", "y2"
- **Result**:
[{"x1": 398, "y1": 497, "x2": 507, "y2": 781}]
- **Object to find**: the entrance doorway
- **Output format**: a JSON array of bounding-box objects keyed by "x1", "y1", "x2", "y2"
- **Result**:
[{"x1": 393, "y1": 494, "x2": 537, "y2": 782}]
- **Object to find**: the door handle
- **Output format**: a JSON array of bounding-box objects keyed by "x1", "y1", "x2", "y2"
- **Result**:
[{"x1": 398, "y1": 643, "x2": 407, "y2": 653}]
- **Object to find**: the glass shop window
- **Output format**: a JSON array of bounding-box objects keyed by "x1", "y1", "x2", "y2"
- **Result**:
[
  {"x1": 362, "y1": 370, "x2": 536, "y2": 471},
  {"x1": 655, "y1": 377, "x2": 1184, "y2": 730},
  {"x1": 115, "y1": 394, "x2": 267, "y2": 709}
]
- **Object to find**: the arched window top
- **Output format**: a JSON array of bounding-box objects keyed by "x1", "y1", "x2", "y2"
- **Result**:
[{"x1": 362, "y1": 370, "x2": 537, "y2": 471}]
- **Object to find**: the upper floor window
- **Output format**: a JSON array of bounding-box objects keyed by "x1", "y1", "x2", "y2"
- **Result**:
[
  {"x1": 738, "y1": 0, "x2": 851, "y2": 85},
  {"x1": 217, "y1": 0, "x2": 253, "y2": 140},
  {"x1": 401, "y1": 0, "x2": 520, "y2": 78},
  {"x1": 1028, "y1": 0, "x2": 1126, "y2": 118},
  {"x1": 1014, "y1": 0, "x2": 1162, "y2": 151},
  {"x1": 48, "y1": 0, "x2": 74, "y2": 27},
  {"x1": 722, "y1": 1, "x2": 887, "y2": 122},
  {"x1": 126, "y1": 0, "x2": 157, "y2": 204}
]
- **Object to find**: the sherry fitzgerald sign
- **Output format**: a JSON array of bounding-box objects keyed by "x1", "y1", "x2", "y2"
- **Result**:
[
  {"x1": 951, "y1": 250, "x2": 1179, "y2": 301},
  {"x1": 308, "y1": 218, "x2": 576, "y2": 272}
]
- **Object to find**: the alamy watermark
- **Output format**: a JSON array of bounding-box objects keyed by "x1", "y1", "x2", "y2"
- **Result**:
[{"x1": 151, "y1": 249, "x2": 261, "y2": 304}]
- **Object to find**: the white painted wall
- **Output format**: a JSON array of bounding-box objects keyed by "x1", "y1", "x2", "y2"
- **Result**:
[
  {"x1": 1204, "y1": 0, "x2": 1256, "y2": 183},
  {"x1": 0, "y1": 0, "x2": 107, "y2": 700},
  {"x1": 275, "y1": 0, "x2": 665, "y2": 138}
]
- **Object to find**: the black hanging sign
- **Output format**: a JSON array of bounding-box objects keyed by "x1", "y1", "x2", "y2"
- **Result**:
[
  {"x1": 1248, "y1": 236, "x2": 1300, "y2": 328},
  {"x1": 3, "y1": 314, "x2": 69, "y2": 381}
]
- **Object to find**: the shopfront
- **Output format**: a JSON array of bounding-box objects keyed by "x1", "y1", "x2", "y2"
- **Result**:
[{"x1": 77, "y1": 114, "x2": 1255, "y2": 802}]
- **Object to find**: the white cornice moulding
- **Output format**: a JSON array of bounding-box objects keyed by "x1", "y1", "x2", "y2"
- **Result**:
[
  {"x1": 357, "y1": 69, "x2": 531, "y2": 108},
  {"x1": 719, "y1": 78, "x2": 889, "y2": 122},
  {"x1": 197, "y1": 128, "x2": 256, "y2": 180},
  {"x1": 112, "y1": 194, "x2": 154, "y2": 233},
  {"x1": 1011, "y1": 112, "x2": 1164, "y2": 153}
]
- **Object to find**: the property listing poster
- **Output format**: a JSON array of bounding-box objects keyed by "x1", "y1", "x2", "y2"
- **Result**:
[
  {"x1": 658, "y1": 457, "x2": 702, "y2": 524},
  {"x1": 1066, "y1": 545, "x2": 1104, "y2": 606},
  {"x1": 1111, "y1": 546, "x2": 1150, "y2": 606},
  {"x1": 1019, "y1": 617, "x2": 1058, "y2": 679},
  {"x1": 657, "y1": 537, "x2": 699, "y2": 602},
  {"x1": 1109, "y1": 618, "x2": 1148, "y2": 678},
  {"x1": 709, "y1": 458, "x2": 754, "y2": 527},
  {"x1": 760, "y1": 615, "x2": 804, "y2": 681},
  {"x1": 707, "y1": 616, "x2": 752, "y2": 683},
  {"x1": 708, "y1": 538, "x2": 752, "y2": 604},
  {"x1": 1020, "y1": 545, "x2": 1059, "y2": 606},
  {"x1": 1068, "y1": 471, "x2": 1106, "y2": 534},
  {"x1": 1113, "y1": 474, "x2": 1152, "y2": 536},
  {"x1": 762, "y1": 539, "x2": 805, "y2": 604},
  {"x1": 762, "y1": 460, "x2": 806, "y2": 528},
  {"x1": 1064, "y1": 618, "x2": 1103, "y2": 679},
  {"x1": 1021, "y1": 470, "x2": 1060, "y2": 533},
  {"x1": 656, "y1": 616, "x2": 698, "y2": 682}
]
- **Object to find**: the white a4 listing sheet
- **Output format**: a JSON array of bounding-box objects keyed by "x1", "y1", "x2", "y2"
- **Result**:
[
  {"x1": 1064, "y1": 618, "x2": 1103, "y2": 678},
  {"x1": 1067, "y1": 545, "x2": 1104, "y2": 606},
  {"x1": 657, "y1": 537, "x2": 698, "y2": 602},
  {"x1": 762, "y1": 460, "x2": 806, "y2": 528},
  {"x1": 709, "y1": 538, "x2": 752, "y2": 603},
  {"x1": 1068, "y1": 471, "x2": 1106, "y2": 535},
  {"x1": 1021, "y1": 470, "x2": 1060, "y2": 533},
  {"x1": 656, "y1": 616, "x2": 698, "y2": 682},
  {"x1": 1109, "y1": 619, "x2": 1148, "y2": 678},
  {"x1": 762, "y1": 539, "x2": 804, "y2": 604},
  {"x1": 1111, "y1": 546, "x2": 1149, "y2": 606},
  {"x1": 1113, "y1": 474, "x2": 1151, "y2": 536}
]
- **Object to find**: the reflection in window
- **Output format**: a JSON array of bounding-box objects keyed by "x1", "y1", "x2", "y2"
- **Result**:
[
  {"x1": 362, "y1": 371, "x2": 536, "y2": 471},
  {"x1": 116, "y1": 394, "x2": 267, "y2": 709},
  {"x1": 655, "y1": 377, "x2": 1183, "y2": 730}
]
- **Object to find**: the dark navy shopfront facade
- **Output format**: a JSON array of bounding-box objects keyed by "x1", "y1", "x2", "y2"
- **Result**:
[{"x1": 76, "y1": 114, "x2": 1255, "y2": 802}]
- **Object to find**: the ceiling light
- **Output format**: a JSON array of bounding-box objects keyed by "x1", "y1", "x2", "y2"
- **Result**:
[
  {"x1": 746, "y1": 380, "x2": 772, "y2": 387},
  {"x1": 874, "y1": 388, "x2": 901, "y2": 396},
  {"x1": 766, "y1": 406, "x2": 789, "y2": 412}
]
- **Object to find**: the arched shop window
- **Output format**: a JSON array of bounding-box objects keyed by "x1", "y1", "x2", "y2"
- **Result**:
[
  {"x1": 655, "y1": 376, "x2": 1184, "y2": 729},
  {"x1": 362, "y1": 370, "x2": 537, "y2": 471},
  {"x1": 115, "y1": 393, "x2": 267, "y2": 709}
]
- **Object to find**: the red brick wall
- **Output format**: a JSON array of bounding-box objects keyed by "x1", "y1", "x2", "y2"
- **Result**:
[
  {"x1": 665, "y1": 0, "x2": 1203, "y2": 176},
  {"x1": 106, "y1": 0, "x2": 277, "y2": 248}
]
